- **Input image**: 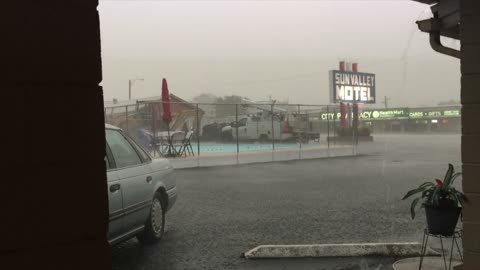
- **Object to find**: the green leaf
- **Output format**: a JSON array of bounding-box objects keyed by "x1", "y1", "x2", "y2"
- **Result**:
[
  {"x1": 429, "y1": 186, "x2": 441, "y2": 206},
  {"x1": 456, "y1": 193, "x2": 464, "y2": 206},
  {"x1": 449, "y1": 172, "x2": 462, "y2": 186},
  {"x1": 402, "y1": 188, "x2": 426, "y2": 200},
  {"x1": 411, "y1": 197, "x2": 421, "y2": 219},
  {"x1": 448, "y1": 191, "x2": 458, "y2": 202},
  {"x1": 444, "y1": 171, "x2": 460, "y2": 188},
  {"x1": 403, "y1": 182, "x2": 434, "y2": 200},
  {"x1": 443, "y1": 164, "x2": 454, "y2": 187},
  {"x1": 452, "y1": 188, "x2": 468, "y2": 204},
  {"x1": 418, "y1": 182, "x2": 435, "y2": 189}
]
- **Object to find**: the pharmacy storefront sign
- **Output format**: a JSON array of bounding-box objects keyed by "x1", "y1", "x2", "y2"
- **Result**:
[
  {"x1": 319, "y1": 108, "x2": 460, "y2": 121},
  {"x1": 409, "y1": 109, "x2": 461, "y2": 118},
  {"x1": 363, "y1": 109, "x2": 408, "y2": 119}
]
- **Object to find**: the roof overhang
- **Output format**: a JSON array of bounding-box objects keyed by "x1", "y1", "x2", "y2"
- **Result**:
[
  {"x1": 412, "y1": 0, "x2": 460, "y2": 58},
  {"x1": 413, "y1": 0, "x2": 437, "y2": 4},
  {"x1": 416, "y1": 18, "x2": 460, "y2": 40}
]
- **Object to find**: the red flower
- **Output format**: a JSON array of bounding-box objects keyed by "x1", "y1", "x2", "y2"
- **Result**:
[{"x1": 435, "y1": 179, "x2": 443, "y2": 186}]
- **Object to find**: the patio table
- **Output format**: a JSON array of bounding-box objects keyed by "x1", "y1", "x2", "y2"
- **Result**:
[{"x1": 156, "y1": 131, "x2": 185, "y2": 157}]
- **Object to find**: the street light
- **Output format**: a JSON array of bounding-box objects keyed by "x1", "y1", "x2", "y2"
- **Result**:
[{"x1": 128, "y1": 78, "x2": 144, "y2": 100}]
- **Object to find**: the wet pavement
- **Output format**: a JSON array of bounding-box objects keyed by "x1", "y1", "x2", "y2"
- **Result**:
[{"x1": 112, "y1": 134, "x2": 461, "y2": 270}]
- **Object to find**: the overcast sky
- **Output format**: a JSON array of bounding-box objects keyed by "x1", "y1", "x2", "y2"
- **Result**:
[{"x1": 98, "y1": 0, "x2": 460, "y2": 107}]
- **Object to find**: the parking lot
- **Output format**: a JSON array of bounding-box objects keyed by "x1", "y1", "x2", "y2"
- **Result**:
[{"x1": 112, "y1": 134, "x2": 461, "y2": 270}]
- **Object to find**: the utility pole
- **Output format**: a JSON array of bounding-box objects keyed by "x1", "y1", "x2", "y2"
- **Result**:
[
  {"x1": 383, "y1": 96, "x2": 390, "y2": 109},
  {"x1": 128, "y1": 78, "x2": 144, "y2": 101}
]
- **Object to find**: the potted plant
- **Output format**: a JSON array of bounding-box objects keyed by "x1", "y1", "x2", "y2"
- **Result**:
[{"x1": 402, "y1": 164, "x2": 467, "y2": 236}]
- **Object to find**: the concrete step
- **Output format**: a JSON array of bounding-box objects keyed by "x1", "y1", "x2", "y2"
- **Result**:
[{"x1": 393, "y1": 257, "x2": 462, "y2": 270}]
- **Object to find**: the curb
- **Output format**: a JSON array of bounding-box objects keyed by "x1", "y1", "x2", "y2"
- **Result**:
[{"x1": 244, "y1": 243, "x2": 440, "y2": 259}]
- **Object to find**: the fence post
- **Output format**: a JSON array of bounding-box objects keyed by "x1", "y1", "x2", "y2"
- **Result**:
[
  {"x1": 271, "y1": 104, "x2": 275, "y2": 161},
  {"x1": 152, "y1": 104, "x2": 156, "y2": 158},
  {"x1": 196, "y1": 103, "x2": 200, "y2": 167},
  {"x1": 352, "y1": 103, "x2": 359, "y2": 155},
  {"x1": 298, "y1": 104, "x2": 302, "y2": 160},
  {"x1": 327, "y1": 105, "x2": 330, "y2": 157},
  {"x1": 333, "y1": 106, "x2": 337, "y2": 147},
  {"x1": 125, "y1": 105, "x2": 129, "y2": 134},
  {"x1": 236, "y1": 104, "x2": 239, "y2": 165}
]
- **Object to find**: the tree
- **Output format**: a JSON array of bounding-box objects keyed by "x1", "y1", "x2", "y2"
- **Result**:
[
  {"x1": 191, "y1": 93, "x2": 218, "y2": 118},
  {"x1": 192, "y1": 93, "x2": 217, "y2": 104},
  {"x1": 214, "y1": 95, "x2": 247, "y2": 117}
]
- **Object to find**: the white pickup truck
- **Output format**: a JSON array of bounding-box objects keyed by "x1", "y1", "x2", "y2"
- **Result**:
[{"x1": 221, "y1": 114, "x2": 293, "y2": 142}]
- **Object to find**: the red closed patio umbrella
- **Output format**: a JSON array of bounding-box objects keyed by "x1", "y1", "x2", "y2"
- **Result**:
[
  {"x1": 162, "y1": 78, "x2": 172, "y2": 123},
  {"x1": 162, "y1": 78, "x2": 173, "y2": 156}
]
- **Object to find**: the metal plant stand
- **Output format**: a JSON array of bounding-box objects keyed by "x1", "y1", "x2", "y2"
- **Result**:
[{"x1": 418, "y1": 229, "x2": 463, "y2": 270}]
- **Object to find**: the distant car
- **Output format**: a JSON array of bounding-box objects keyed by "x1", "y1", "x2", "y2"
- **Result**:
[{"x1": 105, "y1": 124, "x2": 177, "y2": 245}]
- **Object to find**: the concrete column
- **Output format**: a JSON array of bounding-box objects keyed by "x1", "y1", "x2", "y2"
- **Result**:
[
  {"x1": 1, "y1": 2, "x2": 110, "y2": 270},
  {"x1": 461, "y1": 0, "x2": 480, "y2": 269}
]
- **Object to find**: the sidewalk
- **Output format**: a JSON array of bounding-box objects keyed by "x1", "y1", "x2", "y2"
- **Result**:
[
  {"x1": 393, "y1": 257, "x2": 462, "y2": 270},
  {"x1": 162, "y1": 145, "x2": 355, "y2": 168},
  {"x1": 240, "y1": 257, "x2": 396, "y2": 270}
]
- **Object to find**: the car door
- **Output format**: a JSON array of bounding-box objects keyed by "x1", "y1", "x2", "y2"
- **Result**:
[
  {"x1": 105, "y1": 129, "x2": 154, "y2": 233},
  {"x1": 105, "y1": 146, "x2": 124, "y2": 241}
]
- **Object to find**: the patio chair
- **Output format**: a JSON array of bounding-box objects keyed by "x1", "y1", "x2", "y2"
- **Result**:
[
  {"x1": 170, "y1": 132, "x2": 186, "y2": 157},
  {"x1": 178, "y1": 130, "x2": 195, "y2": 157},
  {"x1": 158, "y1": 134, "x2": 171, "y2": 157}
]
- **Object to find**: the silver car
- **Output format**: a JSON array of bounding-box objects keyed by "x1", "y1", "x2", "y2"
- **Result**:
[{"x1": 105, "y1": 124, "x2": 177, "y2": 245}]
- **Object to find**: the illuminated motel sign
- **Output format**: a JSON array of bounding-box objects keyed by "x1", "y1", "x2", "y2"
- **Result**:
[
  {"x1": 329, "y1": 70, "x2": 376, "y2": 104},
  {"x1": 319, "y1": 108, "x2": 461, "y2": 121}
]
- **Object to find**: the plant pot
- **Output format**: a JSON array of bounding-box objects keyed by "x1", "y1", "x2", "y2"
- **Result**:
[{"x1": 425, "y1": 205, "x2": 461, "y2": 236}]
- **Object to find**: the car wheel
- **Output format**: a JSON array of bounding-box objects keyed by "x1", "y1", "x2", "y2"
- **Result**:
[{"x1": 137, "y1": 193, "x2": 165, "y2": 244}]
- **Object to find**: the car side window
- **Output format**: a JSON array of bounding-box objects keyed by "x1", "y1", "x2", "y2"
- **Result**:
[
  {"x1": 105, "y1": 143, "x2": 116, "y2": 170},
  {"x1": 104, "y1": 155, "x2": 110, "y2": 170},
  {"x1": 106, "y1": 129, "x2": 142, "y2": 169},
  {"x1": 126, "y1": 135, "x2": 151, "y2": 163}
]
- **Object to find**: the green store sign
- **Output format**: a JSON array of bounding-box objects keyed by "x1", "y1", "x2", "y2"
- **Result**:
[
  {"x1": 361, "y1": 109, "x2": 408, "y2": 119},
  {"x1": 319, "y1": 108, "x2": 460, "y2": 121},
  {"x1": 409, "y1": 109, "x2": 460, "y2": 118}
]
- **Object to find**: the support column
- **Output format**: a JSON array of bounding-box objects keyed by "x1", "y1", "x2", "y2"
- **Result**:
[
  {"x1": 461, "y1": 0, "x2": 480, "y2": 269},
  {"x1": 2, "y1": 2, "x2": 110, "y2": 270}
]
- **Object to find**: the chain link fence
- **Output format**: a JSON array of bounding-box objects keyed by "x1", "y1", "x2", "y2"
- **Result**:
[{"x1": 104, "y1": 101, "x2": 360, "y2": 168}]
